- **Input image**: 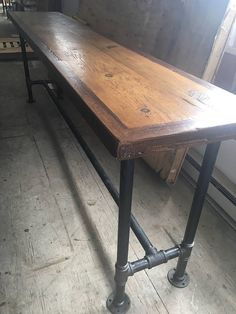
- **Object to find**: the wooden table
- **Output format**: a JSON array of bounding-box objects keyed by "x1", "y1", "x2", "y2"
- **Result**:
[{"x1": 9, "y1": 11, "x2": 236, "y2": 314}]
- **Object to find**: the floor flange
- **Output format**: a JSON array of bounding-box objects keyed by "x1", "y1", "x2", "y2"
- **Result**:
[
  {"x1": 167, "y1": 268, "x2": 190, "y2": 288},
  {"x1": 106, "y1": 292, "x2": 131, "y2": 314}
]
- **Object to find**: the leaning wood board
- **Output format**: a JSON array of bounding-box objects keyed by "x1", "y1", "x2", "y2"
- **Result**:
[
  {"x1": 144, "y1": 147, "x2": 188, "y2": 184},
  {"x1": 0, "y1": 37, "x2": 32, "y2": 54},
  {"x1": 9, "y1": 12, "x2": 236, "y2": 160}
]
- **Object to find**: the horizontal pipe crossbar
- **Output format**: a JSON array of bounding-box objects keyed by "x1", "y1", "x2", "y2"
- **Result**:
[{"x1": 129, "y1": 246, "x2": 181, "y2": 275}]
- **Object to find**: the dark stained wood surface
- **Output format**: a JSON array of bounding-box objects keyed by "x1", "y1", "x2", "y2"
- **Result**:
[{"x1": 9, "y1": 12, "x2": 236, "y2": 159}]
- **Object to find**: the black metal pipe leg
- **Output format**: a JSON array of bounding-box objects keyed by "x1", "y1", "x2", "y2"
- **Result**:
[
  {"x1": 19, "y1": 36, "x2": 34, "y2": 103},
  {"x1": 107, "y1": 160, "x2": 135, "y2": 314},
  {"x1": 168, "y1": 142, "x2": 221, "y2": 288}
]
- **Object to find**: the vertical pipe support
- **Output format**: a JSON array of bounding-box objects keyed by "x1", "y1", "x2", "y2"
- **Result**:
[
  {"x1": 168, "y1": 142, "x2": 221, "y2": 288},
  {"x1": 19, "y1": 35, "x2": 34, "y2": 103},
  {"x1": 107, "y1": 160, "x2": 135, "y2": 314}
]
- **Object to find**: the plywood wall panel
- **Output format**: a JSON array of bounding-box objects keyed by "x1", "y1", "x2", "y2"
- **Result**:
[
  {"x1": 78, "y1": 0, "x2": 229, "y2": 77},
  {"x1": 36, "y1": 0, "x2": 61, "y2": 11}
]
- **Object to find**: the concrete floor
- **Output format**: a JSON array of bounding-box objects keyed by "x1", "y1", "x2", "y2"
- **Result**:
[{"x1": 0, "y1": 14, "x2": 236, "y2": 314}]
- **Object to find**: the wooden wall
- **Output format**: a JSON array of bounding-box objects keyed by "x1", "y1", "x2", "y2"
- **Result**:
[
  {"x1": 77, "y1": 0, "x2": 229, "y2": 77},
  {"x1": 61, "y1": 0, "x2": 78, "y2": 16},
  {"x1": 36, "y1": 0, "x2": 61, "y2": 11}
]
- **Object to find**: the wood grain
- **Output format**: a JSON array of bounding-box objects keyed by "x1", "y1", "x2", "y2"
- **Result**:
[
  {"x1": 9, "y1": 12, "x2": 236, "y2": 159},
  {"x1": 78, "y1": 0, "x2": 229, "y2": 77},
  {"x1": 144, "y1": 147, "x2": 188, "y2": 184}
]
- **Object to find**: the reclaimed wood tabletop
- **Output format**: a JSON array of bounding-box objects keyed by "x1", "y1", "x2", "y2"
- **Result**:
[{"x1": 9, "y1": 11, "x2": 236, "y2": 159}]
